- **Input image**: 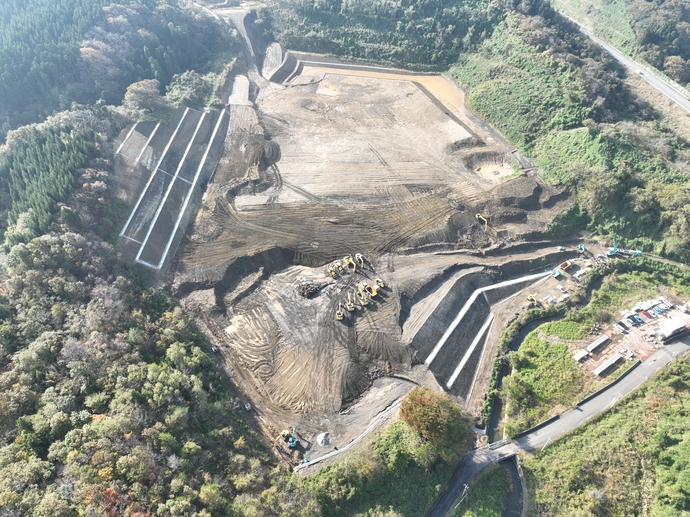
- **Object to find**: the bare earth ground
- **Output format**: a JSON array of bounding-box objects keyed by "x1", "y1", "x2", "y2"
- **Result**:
[{"x1": 112, "y1": 20, "x2": 576, "y2": 461}]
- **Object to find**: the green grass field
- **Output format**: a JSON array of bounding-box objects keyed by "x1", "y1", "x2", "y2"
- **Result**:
[
  {"x1": 522, "y1": 356, "x2": 690, "y2": 515},
  {"x1": 451, "y1": 465, "x2": 511, "y2": 517}
]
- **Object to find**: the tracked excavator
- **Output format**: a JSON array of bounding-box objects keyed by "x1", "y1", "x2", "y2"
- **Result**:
[
  {"x1": 335, "y1": 301, "x2": 344, "y2": 321},
  {"x1": 327, "y1": 265, "x2": 337, "y2": 278},
  {"x1": 527, "y1": 294, "x2": 546, "y2": 308},
  {"x1": 355, "y1": 253, "x2": 365, "y2": 268},
  {"x1": 475, "y1": 213, "x2": 488, "y2": 231},
  {"x1": 357, "y1": 286, "x2": 370, "y2": 306},
  {"x1": 343, "y1": 255, "x2": 357, "y2": 272},
  {"x1": 346, "y1": 293, "x2": 355, "y2": 312}
]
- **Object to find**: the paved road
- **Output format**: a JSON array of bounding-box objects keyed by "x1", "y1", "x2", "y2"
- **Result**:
[
  {"x1": 428, "y1": 338, "x2": 690, "y2": 517},
  {"x1": 559, "y1": 12, "x2": 690, "y2": 115}
]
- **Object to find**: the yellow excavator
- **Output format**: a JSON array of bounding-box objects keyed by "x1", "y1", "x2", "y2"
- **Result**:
[
  {"x1": 335, "y1": 301, "x2": 344, "y2": 321},
  {"x1": 343, "y1": 255, "x2": 357, "y2": 272},
  {"x1": 357, "y1": 285, "x2": 370, "y2": 306},
  {"x1": 475, "y1": 213, "x2": 488, "y2": 231},
  {"x1": 327, "y1": 265, "x2": 337, "y2": 278},
  {"x1": 346, "y1": 293, "x2": 355, "y2": 312},
  {"x1": 360, "y1": 281, "x2": 378, "y2": 297},
  {"x1": 527, "y1": 294, "x2": 545, "y2": 308},
  {"x1": 375, "y1": 278, "x2": 385, "y2": 288},
  {"x1": 355, "y1": 253, "x2": 365, "y2": 268}
]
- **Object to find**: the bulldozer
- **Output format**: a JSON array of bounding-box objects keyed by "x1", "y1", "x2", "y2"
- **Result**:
[
  {"x1": 346, "y1": 293, "x2": 355, "y2": 312},
  {"x1": 327, "y1": 265, "x2": 337, "y2": 278},
  {"x1": 335, "y1": 301, "x2": 344, "y2": 321},
  {"x1": 343, "y1": 255, "x2": 357, "y2": 272},
  {"x1": 375, "y1": 278, "x2": 385, "y2": 288}
]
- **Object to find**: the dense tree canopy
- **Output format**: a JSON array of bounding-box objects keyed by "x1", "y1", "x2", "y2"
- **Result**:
[
  {"x1": 260, "y1": 0, "x2": 507, "y2": 69},
  {"x1": 0, "y1": 0, "x2": 238, "y2": 142}
]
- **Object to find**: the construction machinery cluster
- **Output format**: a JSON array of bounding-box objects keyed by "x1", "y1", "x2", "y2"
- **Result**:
[{"x1": 327, "y1": 253, "x2": 387, "y2": 321}]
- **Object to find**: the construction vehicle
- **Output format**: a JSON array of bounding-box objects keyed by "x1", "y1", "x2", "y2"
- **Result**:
[
  {"x1": 606, "y1": 233, "x2": 619, "y2": 257},
  {"x1": 336, "y1": 262, "x2": 344, "y2": 273},
  {"x1": 375, "y1": 278, "x2": 385, "y2": 288},
  {"x1": 288, "y1": 428, "x2": 298, "y2": 449},
  {"x1": 327, "y1": 265, "x2": 337, "y2": 278},
  {"x1": 475, "y1": 213, "x2": 488, "y2": 231},
  {"x1": 357, "y1": 287, "x2": 370, "y2": 306},
  {"x1": 346, "y1": 293, "x2": 355, "y2": 312},
  {"x1": 355, "y1": 253, "x2": 365, "y2": 267},
  {"x1": 274, "y1": 429, "x2": 291, "y2": 447},
  {"x1": 577, "y1": 244, "x2": 586, "y2": 253},
  {"x1": 559, "y1": 260, "x2": 573, "y2": 270},
  {"x1": 360, "y1": 281, "x2": 378, "y2": 297},
  {"x1": 343, "y1": 255, "x2": 357, "y2": 272},
  {"x1": 335, "y1": 302, "x2": 344, "y2": 321},
  {"x1": 606, "y1": 233, "x2": 642, "y2": 258},
  {"x1": 527, "y1": 294, "x2": 546, "y2": 308}
]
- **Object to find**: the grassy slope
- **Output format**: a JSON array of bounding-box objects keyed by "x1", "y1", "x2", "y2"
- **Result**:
[
  {"x1": 303, "y1": 418, "x2": 472, "y2": 516},
  {"x1": 451, "y1": 465, "x2": 511, "y2": 517},
  {"x1": 451, "y1": 10, "x2": 690, "y2": 261},
  {"x1": 522, "y1": 355, "x2": 690, "y2": 516}
]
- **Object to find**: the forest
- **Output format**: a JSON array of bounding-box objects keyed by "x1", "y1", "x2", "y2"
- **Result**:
[
  {"x1": 258, "y1": 0, "x2": 506, "y2": 69},
  {"x1": 0, "y1": 0, "x2": 236, "y2": 142}
]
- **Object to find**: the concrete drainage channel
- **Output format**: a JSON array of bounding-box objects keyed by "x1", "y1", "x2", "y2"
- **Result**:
[{"x1": 416, "y1": 271, "x2": 552, "y2": 399}]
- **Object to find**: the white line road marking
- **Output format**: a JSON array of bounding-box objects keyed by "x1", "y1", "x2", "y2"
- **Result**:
[
  {"x1": 447, "y1": 314, "x2": 494, "y2": 389},
  {"x1": 119, "y1": 110, "x2": 189, "y2": 239},
  {"x1": 135, "y1": 111, "x2": 207, "y2": 263},
  {"x1": 116, "y1": 123, "x2": 138, "y2": 154}
]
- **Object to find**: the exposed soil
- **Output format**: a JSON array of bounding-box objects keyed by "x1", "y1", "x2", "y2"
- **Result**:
[{"x1": 112, "y1": 11, "x2": 576, "y2": 451}]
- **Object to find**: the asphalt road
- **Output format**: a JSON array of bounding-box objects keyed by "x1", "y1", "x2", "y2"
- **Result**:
[
  {"x1": 559, "y1": 12, "x2": 690, "y2": 115},
  {"x1": 428, "y1": 338, "x2": 690, "y2": 517}
]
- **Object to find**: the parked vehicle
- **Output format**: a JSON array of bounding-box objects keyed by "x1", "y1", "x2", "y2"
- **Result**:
[
  {"x1": 618, "y1": 321, "x2": 629, "y2": 330},
  {"x1": 633, "y1": 315, "x2": 643, "y2": 324}
]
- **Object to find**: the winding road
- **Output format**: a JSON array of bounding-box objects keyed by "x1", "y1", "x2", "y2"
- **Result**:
[
  {"x1": 428, "y1": 338, "x2": 690, "y2": 516},
  {"x1": 558, "y1": 10, "x2": 690, "y2": 115}
]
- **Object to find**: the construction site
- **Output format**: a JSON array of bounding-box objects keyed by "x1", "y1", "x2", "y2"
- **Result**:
[{"x1": 112, "y1": 4, "x2": 581, "y2": 464}]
